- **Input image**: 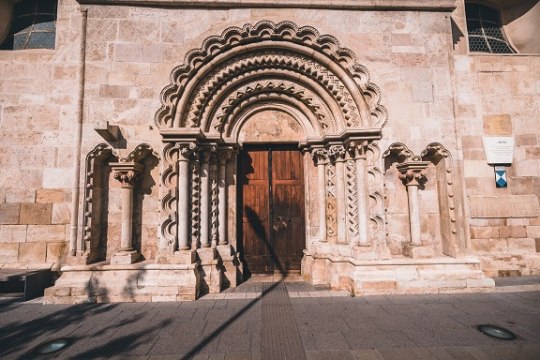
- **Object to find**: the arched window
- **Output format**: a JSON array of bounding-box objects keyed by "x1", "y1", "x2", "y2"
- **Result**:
[
  {"x1": 0, "y1": 0, "x2": 57, "y2": 50},
  {"x1": 465, "y1": 3, "x2": 515, "y2": 54}
]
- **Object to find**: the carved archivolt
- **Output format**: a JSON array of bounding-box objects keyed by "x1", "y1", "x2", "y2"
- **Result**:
[{"x1": 155, "y1": 21, "x2": 387, "y2": 138}]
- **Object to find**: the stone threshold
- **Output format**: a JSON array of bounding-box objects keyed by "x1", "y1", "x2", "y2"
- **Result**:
[
  {"x1": 60, "y1": 261, "x2": 197, "y2": 272},
  {"x1": 306, "y1": 253, "x2": 482, "y2": 266}
]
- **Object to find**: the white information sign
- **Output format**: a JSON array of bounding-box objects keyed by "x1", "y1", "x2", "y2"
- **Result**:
[{"x1": 482, "y1": 136, "x2": 514, "y2": 164}]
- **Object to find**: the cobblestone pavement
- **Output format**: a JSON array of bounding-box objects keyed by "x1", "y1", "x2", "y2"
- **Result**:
[{"x1": 1, "y1": 280, "x2": 539, "y2": 359}]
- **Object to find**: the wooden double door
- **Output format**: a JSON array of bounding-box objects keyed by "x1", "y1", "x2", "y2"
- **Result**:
[{"x1": 239, "y1": 146, "x2": 305, "y2": 274}]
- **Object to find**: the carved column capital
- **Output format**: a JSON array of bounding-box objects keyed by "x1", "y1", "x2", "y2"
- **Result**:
[
  {"x1": 110, "y1": 162, "x2": 144, "y2": 187},
  {"x1": 346, "y1": 140, "x2": 369, "y2": 160},
  {"x1": 218, "y1": 148, "x2": 234, "y2": 165},
  {"x1": 176, "y1": 142, "x2": 198, "y2": 161},
  {"x1": 396, "y1": 161, "x2": 430, "y2": 187},
  {"x1": 311, "y1": 148, "x2": 329, "y2": 165},
  {"x1": 328, "y1": 144, "x2": 346, "y2": 162},
  {"x1": 199, "y1": 146, "x2": 217, "y2": 163}
]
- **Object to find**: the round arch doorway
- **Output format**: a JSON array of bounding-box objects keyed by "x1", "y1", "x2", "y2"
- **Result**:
[{"x1": 236, "y1": 109, "x2": 306, "y2": 277}]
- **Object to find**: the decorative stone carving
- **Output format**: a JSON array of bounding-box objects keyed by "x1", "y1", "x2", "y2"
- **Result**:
[
  {"x1": 384, "y1": 143, "x2": 434, "y2": 258},
  {"x1": 159, "y1": 143, "x2": 179, "y2": 250},
  {"x1": 209, "y1": 152, "x2": 218, "y2": 247},
  {"x1": 326, "y1": 163, "x2": 337, "y2": 238},
  {"x1": 345, "y1": 159, "x2": 359, "y2": 241},
  {"x1": 421, "y1": 142, "x2": 465, "y2": 258},
  {"x1": 210, "y1": 79, "x2": 333, "y2": 134},
  {"x1": 155, "y1": 21, "x2": 387, "y2": 133},
  {"x1": 366, "y1": 143, "x2": 387, "y2": 255},
  {"x1": 199, "y1": 146, "x2": 216, "y2": 248},
  {"x1": 113, "y1": 169, "x2": 141, "y2": 186},
  {"x1": 190, "y1": 152, "x2": 201, "y2": 250},
  {"x1": 80, "y1": 143, "x2": 117, "y2": 261},
  {"x1": 217, "y1": 148, "x2": 233, "y2": 245},
  {"x1": 109, "y1": 144, "x2": 156, "y2": 265}
]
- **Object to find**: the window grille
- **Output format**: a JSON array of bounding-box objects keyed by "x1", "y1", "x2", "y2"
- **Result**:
[
  {"x1": 0, "y1": 0, "x2": 57, "y2": 50},
  {"x1": 465, "y1": 3, "x2": 514, "y2": 54}
]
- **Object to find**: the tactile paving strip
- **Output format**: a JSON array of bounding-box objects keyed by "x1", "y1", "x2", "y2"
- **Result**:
[{"x1": 261, "y1": 282, "x2": 307, "y2": 360}]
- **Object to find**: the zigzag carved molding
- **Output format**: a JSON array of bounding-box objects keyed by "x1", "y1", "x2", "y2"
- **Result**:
[{"x1": 155, "y1": 21, "x2": 387, "y2": 134}]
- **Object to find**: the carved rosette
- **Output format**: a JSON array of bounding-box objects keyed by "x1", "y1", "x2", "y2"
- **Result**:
[{"x1": 176, "y1": 142, "x2": 198, "y2": 161}]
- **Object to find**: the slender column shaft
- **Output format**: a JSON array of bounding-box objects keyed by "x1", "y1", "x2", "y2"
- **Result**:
[
  {"x1": 200, "y1": 161, "x2": 210, "y2": 248},
  {"x1": 218, "y1": 161, "x2": 227, "y2": 245},
  {"x1": 335, "y1": 160, "x2": 347, "y2": 243},
  {"x1": 120, "y1": 184, "x2": 134, "y2": 251},
  {"x1": 407, "y1": 184, "x2": 422, "y2": 246},
  {"x1": 177, "y1": 158, "x2": 190, "y2": 250},
  {"x1": 355, "y1": 157, "x2": 369, "y2": 246},
  {"x1": 317, "y1": 162, "x2": 327, "y2": 242}
]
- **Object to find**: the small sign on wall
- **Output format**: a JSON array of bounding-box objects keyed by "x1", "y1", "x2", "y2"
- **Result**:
[{"x1": 482, "y1": 136, "x2": 514, "y2": 165}]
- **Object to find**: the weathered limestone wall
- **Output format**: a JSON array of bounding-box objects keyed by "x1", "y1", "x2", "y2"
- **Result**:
[
  {"x1": 6, "y1": 0, "x2": 538, "y2": 281},
  {"x1": 0, "y1": 0, "x2": 82, "y2": 267},
  {"x1": 1, "y1": 3, "x2": 461, "y2": 268},
  {"x1": 453, "y1": 53, "x2": 540, "y2": 276}
]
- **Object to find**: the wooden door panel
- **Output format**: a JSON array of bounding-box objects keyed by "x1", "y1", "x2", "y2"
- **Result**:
[
  {"x1": 240, "y1": 147, "x2": 305, "y2": 275},
  {"x1": 240, "y1": 149, "x2": 271, "y2": 273},
  {"x1": 271, "y1": 150, "x2": 305, "y2": 271}
]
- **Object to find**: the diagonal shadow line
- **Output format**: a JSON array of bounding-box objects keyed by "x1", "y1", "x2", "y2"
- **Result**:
[
  {"x1": 181, "y1": 207, "x2": 292, "y2": 359},
  {"x1": 180, "y1": 276, "x2": 287, "y2": 360}
]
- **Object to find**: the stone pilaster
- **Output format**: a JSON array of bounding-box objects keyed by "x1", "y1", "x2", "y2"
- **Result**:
[
  {"x1": 311, "y1": 148, "x2": 329, "y2": 242},
  {"x1": 328, "y1": 145, "x2": 347, "y2": 244},
  {"x1": 218, "y1": 148, "x2": 233, "y2": 245},
  {"x1": 199, "y1": 147, "x2": 214, "y2": 248},
  {"x1": 396, "y1": 161, "x2": 434, "y2": 258},
  {"x1": 347, "y1": 141, "x2": 370, "y2": 247},
  {"x1": 176, "y1": 142, "x2": 197, "y2": 251},
  {"x1": 110, "y1": 162, "x2": 143, "y2": 264}
]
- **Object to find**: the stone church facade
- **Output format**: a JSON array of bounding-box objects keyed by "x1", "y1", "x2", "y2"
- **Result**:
[{"x1": 0, "y1": 0, "x2": 539, "y2": 302}]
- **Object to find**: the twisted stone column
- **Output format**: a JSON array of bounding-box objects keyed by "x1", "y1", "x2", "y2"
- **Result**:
[
  {"x1": 199, "y1": 148, "x2": 213, "y2": 248},
  {"x1": 347, "y1": 141, "x2": 370, "y2": 247}
]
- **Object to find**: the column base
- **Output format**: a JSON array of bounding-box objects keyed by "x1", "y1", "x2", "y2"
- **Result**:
[
  {"x1": 216, "y1": 244, "x2": 240, "y2": 288},
  {"x1": 352, "y1": 246, "x2": 377, "y2": 260},
  {"x1": 111, "y1": 250, "x2": 141, "y2": 265},
  {"x1": 402, "y1": 244, "x2": 435, "y2": 259}
]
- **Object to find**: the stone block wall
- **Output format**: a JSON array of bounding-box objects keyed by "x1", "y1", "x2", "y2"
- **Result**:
[
  {"x1": 0, "y1": 0, "x2": 82, "y2": 268},
  {"x1": 452, "y1": 7, "x2": 540, "y2": 275},
  {"x1": 1, "y1": 0, "x2": 538, "y2": 278}
]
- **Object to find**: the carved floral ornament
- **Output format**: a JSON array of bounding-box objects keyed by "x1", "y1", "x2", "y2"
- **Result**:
[{"x1": 155, "y1": 21, "x2": 387, "y2": 143}]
